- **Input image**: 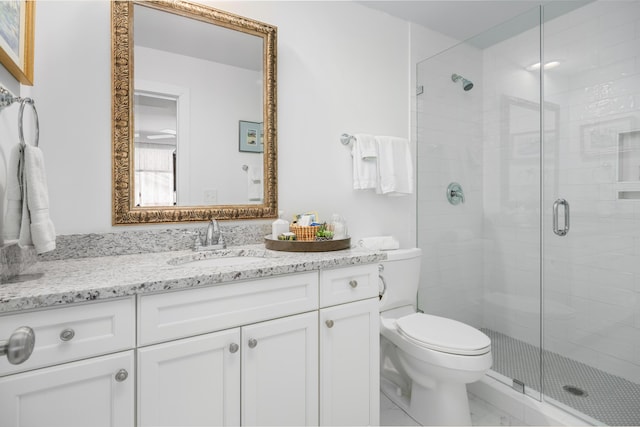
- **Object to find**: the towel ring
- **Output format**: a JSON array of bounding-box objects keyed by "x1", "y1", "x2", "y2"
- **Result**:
[{"x1": 18, "y1": 98, "x2": 39, "y2": 147}]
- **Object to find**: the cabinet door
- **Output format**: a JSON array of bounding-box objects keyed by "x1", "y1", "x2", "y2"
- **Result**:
[
  {"x1": 138, "y1": 328, "x2": 241, "y2": 427},
  {"x1": 320, "y1": 298, "x2": 380, "y2": 426},
  {"x1": 242, "y1": 311, "x2": 318, "y2": 426},
  {"x1": 0, "y1": 351, "x2": 134, "y2": 427}
]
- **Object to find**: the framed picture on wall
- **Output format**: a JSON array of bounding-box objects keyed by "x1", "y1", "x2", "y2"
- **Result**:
[
  {"x1": 239, "y1": 120, "x2": 264, "y2": 153},
  {"x1": 0, "y1": 0, "x2": 35, "y2": 85}
]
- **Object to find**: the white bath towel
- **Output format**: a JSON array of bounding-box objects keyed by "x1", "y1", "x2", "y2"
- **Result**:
[
  {"x1": 375, "y1": 136, "x2": 413, "y2": 195},
  {"x1": 5, "y1": 144, "x2": 56, "y2": 254},
  {"x1": 351, "y1": 134, "x2": 378, "y2": 190},
  {"x1": 23, "y1": 145, "x2": 56, "y2": 253},
  {"x1": 2, "y1": 144, "x2": 24, "y2": 243}
]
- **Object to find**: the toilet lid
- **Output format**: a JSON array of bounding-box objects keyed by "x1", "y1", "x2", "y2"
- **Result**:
[{"x1": 396, "y1": 313, "x2": 491, "y2": 356}]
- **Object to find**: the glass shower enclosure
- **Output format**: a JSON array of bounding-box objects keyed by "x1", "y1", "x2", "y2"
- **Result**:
[{"x1": 416, "y1": 2, "x2": 640, "y2": 424}]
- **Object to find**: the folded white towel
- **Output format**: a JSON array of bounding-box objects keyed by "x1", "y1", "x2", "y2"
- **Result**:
[
  {"x1": 358, "y1": 236, "x2": 400, "y2": 251},
  {"x1": 16, "y1": 145, "x2": 56, "y2": 254},
  {"x1": 358, "y1": 134, "x2": 378, "y2": 159},
  {"x1": 352, "y1": 134, "x2": 378, "y2": 190},
  {"x1": 375, "y1": 136, "x2": 413, "y2": 195}
]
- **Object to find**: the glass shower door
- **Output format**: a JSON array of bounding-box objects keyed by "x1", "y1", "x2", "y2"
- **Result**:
[
  {"x1": 542, "y1": 2, "x2": 640, "y2": 424},
  {"x1": 415, "y1": 5, "x2": 543, "y2": 402}
]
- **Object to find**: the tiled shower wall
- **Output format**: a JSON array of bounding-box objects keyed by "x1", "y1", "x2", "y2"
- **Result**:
[
  {"x1": 482, "y1": 2, "x2": 640, "y2": 382},
  {"x1": 541, "y1": 1, "x2": 640, "y2": 383},
  {"x1": 481, "y1": 9, "x2": 542, "y2": 350},
  {"x1": 418, "y1": 1, "x2": 640, "y2": 384},
  {"x1": 416, "y1": 43, "x2": 484, "y2": 328}
]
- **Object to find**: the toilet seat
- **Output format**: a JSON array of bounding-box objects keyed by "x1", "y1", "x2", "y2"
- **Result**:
[{"x1": 395, "y1": 313, "x2": 491, "y2": 356}]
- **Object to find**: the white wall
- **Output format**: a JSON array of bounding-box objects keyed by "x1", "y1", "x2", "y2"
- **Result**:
[{"x1": 0, "y1": 1, "x2": 414, "y2": 246}]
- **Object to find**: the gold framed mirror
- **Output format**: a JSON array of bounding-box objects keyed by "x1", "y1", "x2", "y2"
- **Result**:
[{"x1": 111, "y1": 0, "x2": 277, "y2": 224}]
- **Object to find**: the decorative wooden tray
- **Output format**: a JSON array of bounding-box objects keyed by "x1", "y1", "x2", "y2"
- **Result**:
[{"x1": 264, "y1": 236, "x2": 351, "y2": 252}]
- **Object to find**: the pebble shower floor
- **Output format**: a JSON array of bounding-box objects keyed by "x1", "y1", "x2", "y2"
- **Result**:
[{"x1": 482, "y1": 329, "x2": 640, "y2": 425}]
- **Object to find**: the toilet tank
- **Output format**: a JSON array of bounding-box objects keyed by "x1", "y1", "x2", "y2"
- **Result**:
[{"x1": 379, "y1": 248, "x2": 422, "y2": 312}]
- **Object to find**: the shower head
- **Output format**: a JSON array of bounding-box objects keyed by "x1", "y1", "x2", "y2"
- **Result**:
[{"x1": 451, "y1": 73, "x2": 474, "y2": 91}]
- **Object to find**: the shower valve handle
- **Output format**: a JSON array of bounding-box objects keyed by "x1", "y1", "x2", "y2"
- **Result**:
[{"x1": 447, "y1": 182, "x2": 465, "y2": 205}]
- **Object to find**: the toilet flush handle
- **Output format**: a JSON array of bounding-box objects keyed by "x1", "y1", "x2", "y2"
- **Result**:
[{"x1": 378, "y1": 264, "x2": 387, "y2": 300}]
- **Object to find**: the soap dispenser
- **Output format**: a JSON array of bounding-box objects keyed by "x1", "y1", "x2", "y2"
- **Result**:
[{"x1": 272, "y1": 210, "x2": 289, "y2": 239}]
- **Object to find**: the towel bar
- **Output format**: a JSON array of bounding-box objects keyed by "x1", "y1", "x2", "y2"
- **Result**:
[
  {"x1": 341, "y1": 133, "x2": 355, "y2": 146},
  {"x1": 0, "y1": 85, "x2": 40, "y2": 147}
]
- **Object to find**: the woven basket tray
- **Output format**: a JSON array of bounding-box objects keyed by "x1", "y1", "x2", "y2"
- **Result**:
[{"x1": 289, "y1": 224, "x2": 320, "y2": 241}]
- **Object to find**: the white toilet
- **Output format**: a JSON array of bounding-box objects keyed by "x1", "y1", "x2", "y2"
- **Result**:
[{"x1": 379, "y1": 248, "x2": 492, "y2": 426}]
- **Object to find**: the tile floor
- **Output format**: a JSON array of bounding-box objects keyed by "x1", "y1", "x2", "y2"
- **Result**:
[{"x1": 380, "y1": 390, "x2": 526, "y2": 426}]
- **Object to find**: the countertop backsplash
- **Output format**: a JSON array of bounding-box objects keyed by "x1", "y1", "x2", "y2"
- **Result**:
[
  {"x1": 1, "y1": 222, "x2": 271, "y2": 282},
  {"x1": 0, "y1": 244, "x2": 38, "y2": 283},
  {"x1": 37, "y1": 222, "x2": 272, "y2": 262}
]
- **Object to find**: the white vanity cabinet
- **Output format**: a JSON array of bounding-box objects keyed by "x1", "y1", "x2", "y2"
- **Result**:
[
  {"x1": 0, "y1": 298, "x2": 136, "y2": 427},
  {"x1": 138, "y1": 328, "x2": 241, "y2": 426},
  {"x1": 137, "y1": 312, "x2": 318, "y2": 427},
  {"x1": 241, "y1": 311, "x2": 318, "y2": 426},
  {"x1": 137, "y1": 272, "x2": 319, "y2": 426},
  {"x1": 319, "y1": 265, "x2": 380, "y2": 426},
  {"x1": 0, "y1": 261, "x2": 381, "y2": 427}
]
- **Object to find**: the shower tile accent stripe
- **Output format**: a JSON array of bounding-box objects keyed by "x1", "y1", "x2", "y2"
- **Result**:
[{"x1": 483, "y1": 328, "x2": 640, "y2": 426}]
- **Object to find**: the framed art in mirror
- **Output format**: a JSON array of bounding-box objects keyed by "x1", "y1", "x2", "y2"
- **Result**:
[{"x1": 239, "y1": 120, "x2": 263, "y2": 153}]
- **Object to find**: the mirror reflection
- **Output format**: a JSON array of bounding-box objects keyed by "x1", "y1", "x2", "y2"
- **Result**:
[
  {"x1": 133, "y1": 4, "x2": 264, "y2": 207},
  {"x1": 134, "y1": 92, "x2": 177, "y2": 206},
  {"x1": 111, "y1": 0, "x2": 278, "y2": 224}
]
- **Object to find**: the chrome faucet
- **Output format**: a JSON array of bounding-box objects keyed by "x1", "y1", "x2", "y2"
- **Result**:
[{"x1": 195, "y1": 219, "x2": 226, "y2": 250}]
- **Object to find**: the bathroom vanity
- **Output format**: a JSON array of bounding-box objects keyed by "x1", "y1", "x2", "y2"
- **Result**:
[{"x1": 0, "y1": 245, "x2": 383, "y2": 426}]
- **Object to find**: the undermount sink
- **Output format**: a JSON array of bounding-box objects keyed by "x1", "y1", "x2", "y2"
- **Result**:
[
  {"x1": 168, "y1": 249, "x2": 268, "y2": 268},
  {"x1": 179, "y1": 256, "x2": 264, "y2": 268}
]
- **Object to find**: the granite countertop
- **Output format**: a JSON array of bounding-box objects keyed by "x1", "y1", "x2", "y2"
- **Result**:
[{"x1": 0, "y1": 244, "x2": 386, "y2": 314}]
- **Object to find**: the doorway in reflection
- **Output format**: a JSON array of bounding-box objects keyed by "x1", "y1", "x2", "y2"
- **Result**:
[{"x1": 134, "y1": 93, "x2": 177, "y2": 207}]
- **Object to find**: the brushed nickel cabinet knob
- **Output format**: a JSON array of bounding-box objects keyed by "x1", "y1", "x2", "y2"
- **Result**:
[{"x1": 0, "y1": 326, "x2": 35, "y2": 365}]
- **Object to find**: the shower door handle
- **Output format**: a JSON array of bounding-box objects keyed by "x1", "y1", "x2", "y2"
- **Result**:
[{"x1": 553, "y1": 199, "x2": 570, "y2": 236}]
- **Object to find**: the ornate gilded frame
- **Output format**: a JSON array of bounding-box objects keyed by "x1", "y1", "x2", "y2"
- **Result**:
[{"x1": 111, "y1": 0, "x2": 277, "y2": 225}]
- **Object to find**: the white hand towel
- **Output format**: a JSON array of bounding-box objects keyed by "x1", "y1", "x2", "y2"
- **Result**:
[
  {"x1": 21, "y1": 145, "x2": 56, "y2": 254},
  {"x1": 247, "y1": 164, "x2": 263, "y2": 202},
  {"x1": 3, "y1": 144, "x2": 24, "y2": 242},
  {"x1": 358, "y1": 236, "x2": 400, "y2": 251},
  {"x1": 351, "y1": 134, "x2": 378, "y2": 190},
  {"x1": 375, "y1": 136, "x2": 413, "y2": 195}
]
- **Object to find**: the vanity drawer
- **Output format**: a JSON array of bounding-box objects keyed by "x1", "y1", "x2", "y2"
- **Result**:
[
  {"x1": 320, "y1": 264, "x2": 379, "y2": 307},
  {"x1": 138, "y1": 272, "x2": 319, "y2": 346},
  {"x1": 0, "y1": 297, "x2": 135, "y2": 376}
]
